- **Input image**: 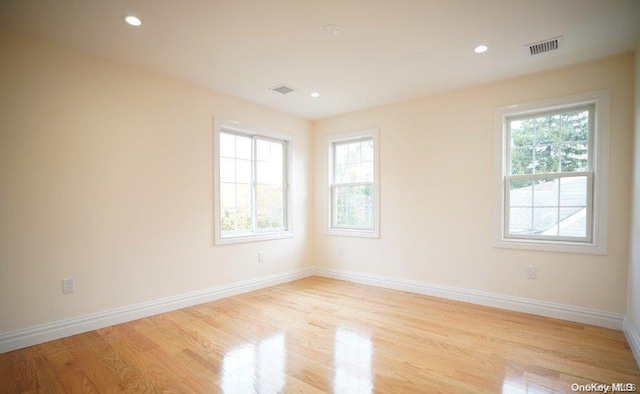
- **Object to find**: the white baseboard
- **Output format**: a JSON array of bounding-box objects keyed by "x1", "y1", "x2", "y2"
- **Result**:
[
  {"x1": 623, "y1": 317, "x2": 640, "y2": 368},
  {"x1": 314, "y1": 267, "x2": 625, "y2": 330},
  {"x1": 0, "y1": 266, "x2": 629, "y2": 355},
  {"x1": 0, "y1": 268, "x2": 314, "y2": 354}
]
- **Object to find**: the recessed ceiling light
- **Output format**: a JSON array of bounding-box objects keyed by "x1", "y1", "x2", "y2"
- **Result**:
[
  {"x1": 311, "y1": 92, "x2": 320, "y2": 98},
  {"x1": 323, "y1": 24, "x2": 341, "y2": 35},
  {"x1": 124, "y1": 15, "x2": 142, "y2": 26},
  {"x1": 474, "y1": 45, "x2": 488, "y2": 53}
]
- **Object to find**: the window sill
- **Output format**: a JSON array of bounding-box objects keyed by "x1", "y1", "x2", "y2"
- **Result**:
[
  {"x1": 326, "y1": 228, "x2": 379, "y2": 238},
  {"x1": 493, "y1": 238, "x2": 606, "y2": 255},
  {"x1": 215, "y1": 231, "x2": 294, "y2": 245}
]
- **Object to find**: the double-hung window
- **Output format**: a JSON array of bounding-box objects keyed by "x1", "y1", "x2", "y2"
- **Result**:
[
  {"x1": 494, "y1": 90, "x2": 610, "y2": 254},
  {"x1": 327, "y1": 128, "x2": 380, "y2": 238},
  {"x1": 214, "y1": 119, "x2": 292, "y2": 244}
]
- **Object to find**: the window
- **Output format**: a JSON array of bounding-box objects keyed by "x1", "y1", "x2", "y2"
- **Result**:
[
  {"x1": 214, "y1": 119, "x2": 292, "y2": 244},
  {"x1": 494, "y1": 90, "x2": 610, "y2": 254},
  {"x1": 327, "y1": 128, "x2": 379, "y2": 237}
]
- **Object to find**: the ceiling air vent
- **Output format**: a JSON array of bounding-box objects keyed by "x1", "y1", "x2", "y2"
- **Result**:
[
  {"x1": 526, "y1": 36, "x2": 563, "y2": 55},
  {"x1": 270, "y1": 84, "x2": 297, "y2": 95}
]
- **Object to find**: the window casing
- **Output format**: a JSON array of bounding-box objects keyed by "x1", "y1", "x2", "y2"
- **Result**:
[
  {"x1": 327, "y1": 128, "x2": 380, "y2": 238},
  {"x1": 214, "y1": 119, "x2": 293, "y2": 245},
  {"x1": 494, "y1": 90, "x2": 610, "y2": 254}
]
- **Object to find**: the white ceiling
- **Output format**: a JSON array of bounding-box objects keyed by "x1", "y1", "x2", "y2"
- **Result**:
[{"x1": 1, "y1": 0, "x2": 639, "y2": 120}]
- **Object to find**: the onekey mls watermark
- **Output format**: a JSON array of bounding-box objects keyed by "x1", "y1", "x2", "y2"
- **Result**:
[{"x1": 571, "y1": 383, "x2": 637, "y2": 393}]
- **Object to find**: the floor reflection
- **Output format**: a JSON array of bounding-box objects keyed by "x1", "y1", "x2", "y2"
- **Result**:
[
  {"x1": 334, "y1": 328, "x2": 373, "y2": 393},
  {"x1": 502, "y1": 372, "x2": 561, "y2": 393},
  {"x1": 221, "y1": 333, "x2": 285, "y2": 393}
]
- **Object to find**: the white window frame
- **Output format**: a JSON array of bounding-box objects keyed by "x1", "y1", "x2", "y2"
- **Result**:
[
  {"x1": 494, "y1": 90, "x2": 610, "y2": 254},
  {"x1": 326, "y1": 128, "x2": 380, "y2": 238},
  {"x1": 214, "y1": 118, "x2": 293, "y2": 245}
]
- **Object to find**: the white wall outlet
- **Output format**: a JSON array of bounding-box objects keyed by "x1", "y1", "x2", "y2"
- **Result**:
[
  {"x1": 526, "y1": 266, "x2": 537, "y2": 279},
  {"x1": 62, "y1": 278, "x2": 75, "y2": 294},
  {"x1": 258, "y1": 251, "x2": 264, "y2": 263},
  {"x1": 338, "y1": 247, "x2": 344, "y2": 257}
]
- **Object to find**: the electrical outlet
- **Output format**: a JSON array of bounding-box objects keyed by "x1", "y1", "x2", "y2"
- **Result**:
[
  {"x1": 258, "y1": 251, "x2": 264, "y2": 263},
  {"x1": 526, "y1": 266, "x2": 537, "y2": 279},
  {"x1": 338, "y1": 247, "x2": 344, "y2": 257},
  {"x1": 62, "y1": 278, "x2": 75, "y2": 294}
]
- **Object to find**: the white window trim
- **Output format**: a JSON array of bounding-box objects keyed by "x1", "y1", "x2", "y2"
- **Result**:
[
  {"x1": 493, "y1": 90, "x2": 610, "y2": 255},
  {"x1": 326, "y1": 128, "x2": 380, "y2": 238},
  {"x1": 214, "y1": 118, "x2": 294, "y2": 245}
]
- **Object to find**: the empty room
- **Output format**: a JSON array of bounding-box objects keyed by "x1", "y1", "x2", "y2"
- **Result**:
[{"x1": 2, "y1": 0, "x2": 640, "y2": 392}]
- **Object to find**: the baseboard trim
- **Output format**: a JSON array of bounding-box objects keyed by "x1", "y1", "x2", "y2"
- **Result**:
[
  {"x1": 623, "y1": 317, "x2": 640, "y2": 368},
  {"x1": 0, "y1": 267, "x2": 315, "y2": 354},
  {"x1": 313, "y1": 267, "x2": 625, "y2": 330},
  {"x1": 1, "y1": 266, "x2": 628, "y2": 355}
]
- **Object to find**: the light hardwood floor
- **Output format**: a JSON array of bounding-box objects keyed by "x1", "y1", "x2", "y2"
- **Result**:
[{"x1": 1, "y1": 276, "x2": 639, "y2": 393}]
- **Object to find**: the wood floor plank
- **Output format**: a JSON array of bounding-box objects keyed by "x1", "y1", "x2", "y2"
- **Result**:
[{"x1": 1, "y1": 276, "x2": 639, "y2": 393}]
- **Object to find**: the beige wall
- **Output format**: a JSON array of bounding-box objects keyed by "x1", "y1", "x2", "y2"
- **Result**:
[
  {"x1": 314, "y1": 55, "x2": 634, "y2": 313},
  {"x1": 628, "y1": 43, "x2": 640, "y2": 338},
  {"x1": 0, "y1": 27, "x2": 636, "y2": 337},
  {"x1": 0, "y1": 30, "x2": 314, "y2": 334}
]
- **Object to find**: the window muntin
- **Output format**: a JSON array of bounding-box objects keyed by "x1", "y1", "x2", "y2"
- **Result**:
[
  {"x1": 504, "y1": 105, "x2": 594, "y2": 242},
  {"x1": 215, "y1": 119, "x2": 291, "y2": 244},
  {"x1": 327, "y1": 129, "x2": 379, "y2": 237}
]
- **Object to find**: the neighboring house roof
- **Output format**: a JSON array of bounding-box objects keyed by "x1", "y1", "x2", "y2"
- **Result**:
[{"x1": 509, "y1": 176, "x2": 587, "y2": 237}]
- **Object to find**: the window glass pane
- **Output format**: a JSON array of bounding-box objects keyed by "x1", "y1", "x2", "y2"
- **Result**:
[
  {"x1": 270, "y1": 187, "x2": 283, "y2": 207},
  {"x1": 271, "y1": 142, "x2": 283, "y2": 161},
  {"x1": 533, "y1": 207, "x2": 558, "y2": 235},
  {"x1": 510, "y1": 120, "x2": 535, "y2": 148},
  {"x1": 218, "y1": 129, "x2": 288, "y2": 239},
  {"x1": 347, "y1": 164, "x2": 359, "y2": 182},
  {"x1": 508, "y1": 179, "x2": 533, "y2": 207},
  {"x1": 509, "y1": 207, "x2": 533, "y2": 235},
  {"x1": 503, "y1": 102, "x2": 596, "y2": 245},
  {"x1": 335, "y1": 164, "x2": 348, "y2": 183},
  {"x1": 220, "y1": 157, "x2": 236, "y2": 183},
  {"x1": 335, "y1": 144, "x2": 349, "y2": 166},
  {"x1": 559, "y1": 176, "x2": 587, "y2": 206},
  {"x1": 335, "y1": 206, "x2": 346, "y2": 226},
  {"x1": 254, "y1": 140, "x2": 285, "y2": 233},
  {"x1": 330, "y1": 135, "x2": 376, "y2": 233},
  {"x1": 362, "y1": 140, "x2": 374, "y2": 162},
  {"x1": 220, "y1": 183, "x2": 236, "y2": 208},
  {"x1": 357, "y1": 162, "x2": 374, "y2": 183},
  {"x1": 533, "y1": 114, "x2": 561, "y2": 145},
  {"x1": 348, "y1": 142, "x2": 362, "y2": 163},
  {"x1": 236, "y1": 208, "x2": 251, "y2": 230},
  {"x1": 256, "y1": 161, "x2": 270, "y2": 185},
  {"x1": 221, "y1": 207, "x2": 236, "y2": 232},
  {"x1": 271, "y1": 207, "x2": 283, "y2": 228},
  {"x1": 335, "y1": 184, "x2": 374, "y2": 229},
  {"x1": 561, "y1": 110, "x2": 589, "y2": 142},
  {"x1": 236, "y1": 135, "x2": 252, "y2": 160},
  {"x1": 256, "y1": 206, "x2": 269, "y2": 229},
  {"x1": 256, "y1": 184, "x2": 269, "y2": 206},
  {"x1": 559, "y1": 143, "x2": 588, "y2": 172},
  {"x1": 256, "y1": 139, "x2": 270, "y2": 161},
  {"x1": 236, "y1": 159, "x2": 252, "y2": 184},
  {"x1": 532, "y1": 178, "x2": 558, "y2": 207},
  {"x1": 236, "y1": 184, "x2": 251, "y2": 208},
  {"x1": 558, "y1": 208, "x2": 587, "y2": 237},
  {"x1": 510, "y1": 147, "x2": 534, "y2": 175},
  {"x1": 346, "y1": 206, "x2": 357, "y2": 226},
  {"x1": 534, "y1": 145, "x2": 560, "y2": 174},
  {"x1": 220, "y1": 132, "x2": 236, "y2": 158},
  {"x1": 271, "y1": 162, "x2": 283, "y2": 185}
]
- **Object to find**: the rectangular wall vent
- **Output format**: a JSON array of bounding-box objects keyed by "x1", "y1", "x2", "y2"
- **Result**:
[
  {"x1": 270, "y1": 84, "x2": 297, "y2": 95},
  {"x1": 526, "y1": 36, "x2": 563, "y2": 55}
]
